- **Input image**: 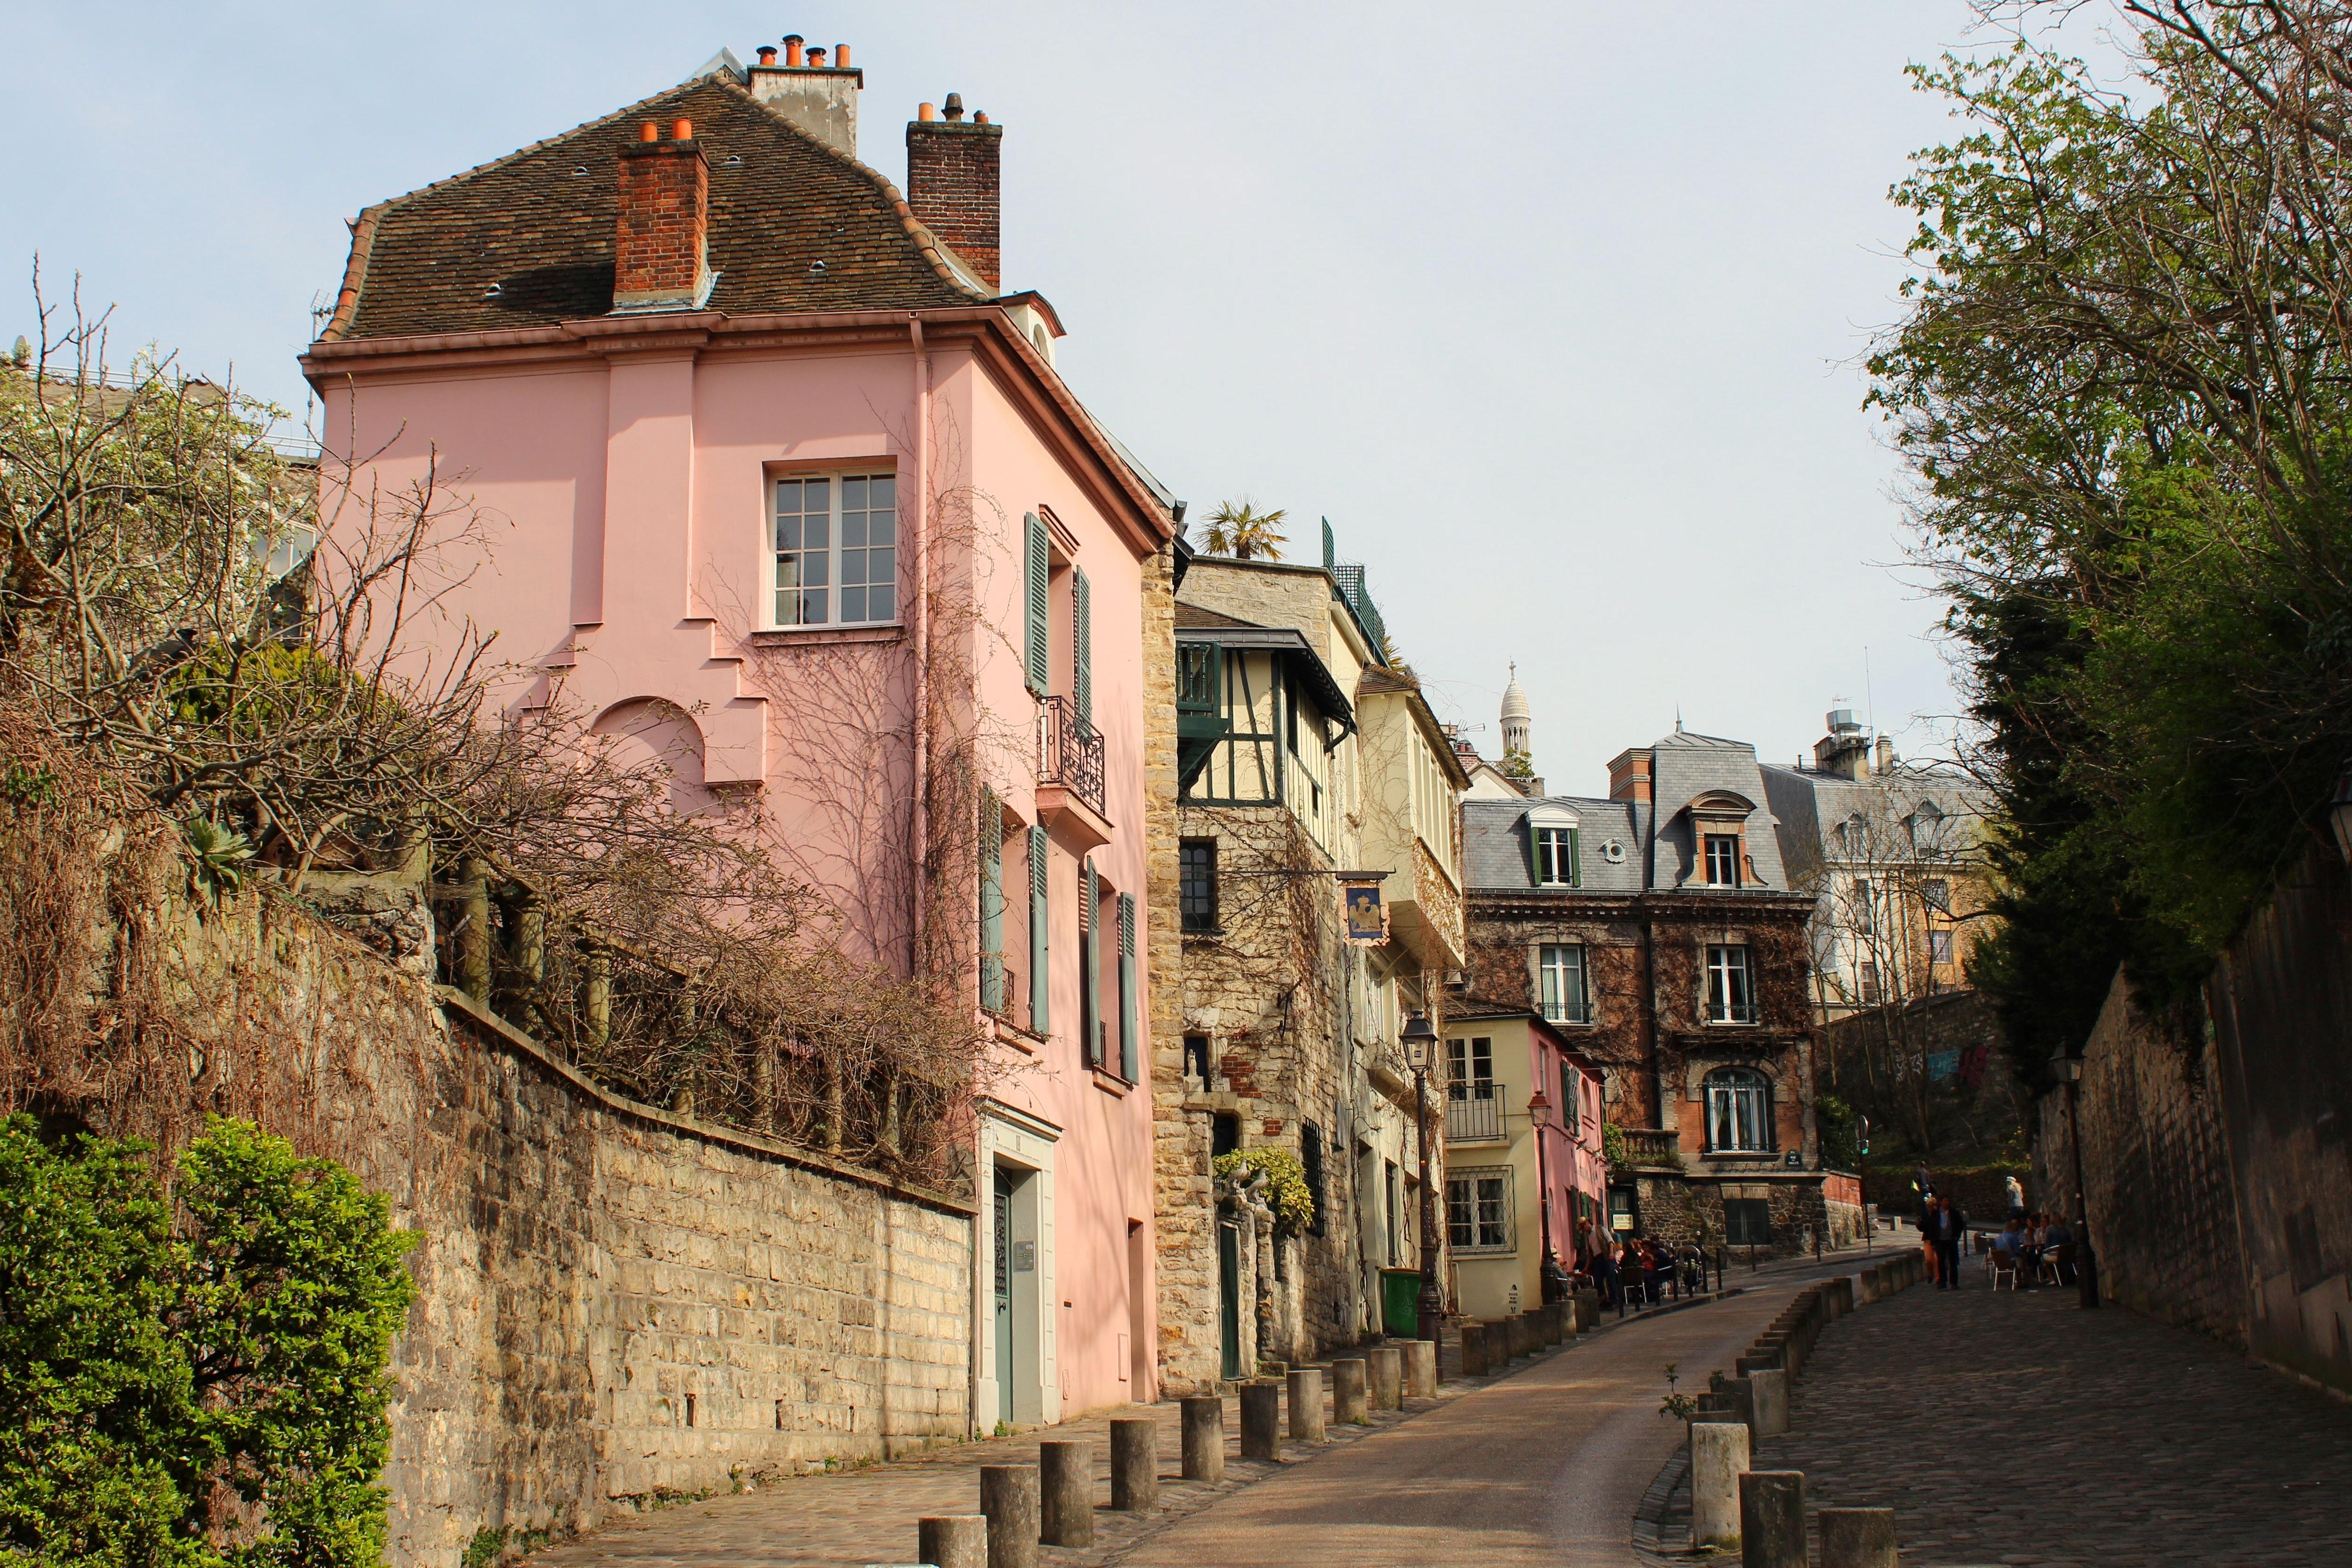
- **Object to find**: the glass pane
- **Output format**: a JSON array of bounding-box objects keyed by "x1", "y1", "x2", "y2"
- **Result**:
[
  {"x1": 803, "y1": 554, "x2": 828, "y2": 586},
  {"x1": 844, "y1": 512, "x2": 868, "y2": 549},
  {"x1": 803, "y1": 477, "x2": 830, "y2": 510},
  {"x1": 805, "y1": 512, "x2": 828, "y2": 550},
  {"x1": 869, "y1": 546, "x2": 894, "y2": 585},
  {"x1": 841, "y1": 548, "x2": 865, "y2": 584},
  {"x1": 801, "y1": 589, "x2": 828, "y2": 624},
  {"x1": 843, "y1": 476, "x2": 867, "y2": 510},
  {"x1": 775, "y1": 587, "x2": 795, "y2": 626},
  {"x1": 839, "y1": 586, "x2": 865, "y2": 623},
  {"x1": 870, "y1": 474, "x2": 895, "y2": 508},
  {"x1": 868, "y1": 584, "x2": 894, "y2": 622},
  {"x1": 776, "y1": 479, "x2": 801, "y2": 512},
  {"x1": 776, "y1": 515, "x2": 801, "y2": 550},
  {"x1": 870, "y1": 510, "x2": 895, "y2": 546}
]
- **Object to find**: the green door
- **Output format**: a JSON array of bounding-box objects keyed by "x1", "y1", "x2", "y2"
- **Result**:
[
  {"x1": 994, "y1": 1169, "x2": 1015, "y2": 1425},
  {"x1": 1217, "y1": 1221, "x2": 1242, "y2": 1380}
]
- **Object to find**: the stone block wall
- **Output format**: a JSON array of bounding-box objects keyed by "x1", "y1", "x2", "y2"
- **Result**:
[
  {"x1": 53, "y1": 872, "x2": 974, "y2": 1567},
  {"x1": 2037, "y1": 970, "x2": 2245, "y2": 1343}
]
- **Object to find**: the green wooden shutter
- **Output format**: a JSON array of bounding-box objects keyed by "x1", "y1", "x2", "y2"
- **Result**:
[
  {"x1": 1025, "y1": 513, "x2": 1049, "y2": 696},
  {"x1": 1072, "y1": 566, "x2": 1092, "y2": 726},
  {"x1": 1028, "y1": 824, "x2": 1049, "y2": 1035},
  {"x1": 1082, "y1": 858, "x2": 1102, "y2": 1066},
  {"x1": 1117, "y1": 892, "x2": 1138, "y2": 1081},
  {"x1": 979, "y1": 790, "x2": 1004, "y2": 1013}
]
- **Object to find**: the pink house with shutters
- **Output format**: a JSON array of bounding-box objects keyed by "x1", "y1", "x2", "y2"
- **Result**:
[{"x1": 302, "y1": 42, "x2": 1174, "y2": 1432}]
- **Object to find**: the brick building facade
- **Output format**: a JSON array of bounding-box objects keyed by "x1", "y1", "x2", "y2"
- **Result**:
[{"x1": 1463, "y1": 728, "x2": 1855, "y2": 1259}]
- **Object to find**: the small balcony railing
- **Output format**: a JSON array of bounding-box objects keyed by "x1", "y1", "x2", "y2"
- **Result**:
[
  {"x1": 1038, "y1": 696, "x2": 1107, "y2": 821},
  {"x1": 1446, "y1": 1084, "x2": 1504, "y2": 1142},
  {"x1": 1621, "y1": 1128, "x2": 1683, "y2": 1167}
]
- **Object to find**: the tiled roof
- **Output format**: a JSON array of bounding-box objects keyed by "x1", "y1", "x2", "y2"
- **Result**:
[
  {"x1": 1462, "y1": 796, "x2": 1647, "y2": 894},
  {"x1": 330, "y1": 71, "x2": 981, "y2": 342},
  {"x1": 1648, "y1": 731, "x2": 1791, "y2": 891}
]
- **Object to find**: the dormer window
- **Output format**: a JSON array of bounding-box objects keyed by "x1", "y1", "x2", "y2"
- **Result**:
[
  {"x1": 1704, "y1": 834, "x2": 1741, "y2": 887},
  {"x1": 1686, "y1": 789, "x2": 1761, "y2": 889},
  {"x1": 1528, "y1": 804, "x2": 1580, "y2": 887}
]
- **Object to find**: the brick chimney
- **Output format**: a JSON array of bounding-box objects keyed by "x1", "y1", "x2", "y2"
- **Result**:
[
  {"x1": 614, "y1": 120, "x2": 711, "y2": 312},
  {"x1": 747, "y1": 34, "x2": 864, "y2": 157},
  {"x1": 1607, "y1": 747, "x2": 1654, "y2": 804},
  {"x1": 906, "y1": 92, "x2": 1003, "y2": 289}
]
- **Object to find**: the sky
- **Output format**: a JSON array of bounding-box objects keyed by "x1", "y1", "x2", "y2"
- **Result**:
[{"x1": 0, "y1": 1, "x2": 2131, "y2": 795}]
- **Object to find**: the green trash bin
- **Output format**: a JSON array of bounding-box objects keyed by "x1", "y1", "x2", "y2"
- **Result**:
[{"x1": 1380, "y1": 1268, "x2": 1422, "y2": 1337}]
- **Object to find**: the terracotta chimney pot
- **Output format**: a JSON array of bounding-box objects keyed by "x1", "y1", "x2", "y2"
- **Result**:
[
  {"x1": 783, "y1": 34, "x2": 804, "y2": 66},
  {"x1": 756, "y1": 45, "x2": 777, "y2": 65},
  {"x1": 638, "y1": 120, "x2": 659, "y2": 142},
  {"x1": 806, "y1": 46, "x2": 826, "y2": 66},
  {"x1": 672, "y1": 118, "x2": 694, "y2": 141},
  {"x1": 918, "y1": 102, "x2": 936, "y2": 121},
  {"x1": 834, "y1": 44, "x2": 851, "y2": 67},
  {"x1": 974, "y1": 111, "x2": 989, "y2": 123}
]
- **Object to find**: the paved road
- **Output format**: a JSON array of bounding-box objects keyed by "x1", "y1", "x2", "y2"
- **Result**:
[
  {"x1": 1753, "y1": 1264, "x2": 2352, "y2": 1567},
  {"x1": 1111, "y1": 1273, "x2": 1833, "y2": 1568}
]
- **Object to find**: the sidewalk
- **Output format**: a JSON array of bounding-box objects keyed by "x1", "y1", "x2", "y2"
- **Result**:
[
  {"x1": 528, "y1": 1287, "x2": 1764, "y2": 1567},
  {"x1": 1659, "y1": 1268, "x2": 2352, "y2": 1566}
]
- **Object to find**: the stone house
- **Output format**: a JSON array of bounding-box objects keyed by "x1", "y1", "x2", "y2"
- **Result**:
[
  {"x1": 301, "y1": 39, "x2": 1177, "y2": 1431},
  {"x1": 1154, "y1": 531, "x2": 1467, "y2": 1388},
  {"x1": 1462, "y1": 726, "x2": 1859, "y2": 1258}
]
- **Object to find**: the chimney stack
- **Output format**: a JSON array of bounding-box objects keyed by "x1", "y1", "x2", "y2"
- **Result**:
[
  {"x1": 747, "y1": 32, "x2": 864, "y2": 157},
  {"x1": 1607, "y1": 747, "x2": 1654, "y2": 804},
  {"x1": 906, "y1": 90, "x2": 1004, "y2": 289},
  {"x1": 1813, "y1": 709, "x2": 1872, "y2": 779},
  {"x1": 1875, "y1": 735, "x2": 1895, "y2": 774},
  {"x1": 613, "y1": 120, "x2": 711, "y2": 312}
]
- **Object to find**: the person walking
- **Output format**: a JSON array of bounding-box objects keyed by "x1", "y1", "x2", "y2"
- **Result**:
[
  {"x1": 1932, "y1": 1193, "x2": 1967, "y2": 1289},
  {"x1": 2005, "y1": 1173, "x2": 2026, "y2": 1221}
]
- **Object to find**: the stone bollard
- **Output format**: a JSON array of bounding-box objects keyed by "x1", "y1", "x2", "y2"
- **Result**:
[
  {"x1": 1749, "y1": 1367, "x2": 1790, "y2": 1437},
  {"x1": 1858, "y1": 1268, "x2": 1880, "y2": 1306},
  {"x1": 1109, "y1": 1419, "x2": 1158, "y2": 1512},
  {"x1": 978, "y1": 1466, "x2": 1039, "y2": 1568},
  {"x1": 1688, "y1": 1415, "x2": 1751, "y2": 1551},
  {"x1": 1367, "y1": 1345, "x2": 1403, "y2": 1409},
  {"x1": 1461, "y1": 1323, "x2": 1491, "y2": 1377},
  {"x1": 1818, "y1": 1507, "x2": 1899, "y2": 1568},
  {"x1": 1736, "y1": 1349, "x2": 1783, "y2": 1378},
  {"x1": 1404, "y1": 1339, "x2": 1438, "y2": 1397},
  {"x1": 1179, "y1": 1396, "x2": 1224, "y2": 1483},
  {"x1": 1239, "y1": 1381, "x2": 1282, "y2": 1462},
  {"x1": 1038, "y1": 1441, "x2": 1093, "y2": 1548},
  {"x1": 1719, "y1": 1376, "x2": 1756, "y2": 1432},
  {"x1": 1739, "y1": 1471, "x2": 1807, "y2": 1568},
  {"x1": 918, "y1": 1515, "x2": 988, "y2": 1568},
  {"x1": 1286, "y1": 1368, "x2": 1326, "y2": 1442},
  {"x1": 1328, "y1": 1357, "x2": 1368, "y2": 1423},
  {"x1": 1513, "y1": 1313, "x2": 1535, "y2": 1358},
  {"x1": 1546, "y1": 1302, "x2": 1566, "y2": 1345}
]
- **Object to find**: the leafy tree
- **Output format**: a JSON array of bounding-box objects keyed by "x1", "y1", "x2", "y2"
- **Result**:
[
  {"x1": 1199, "y1": 499, "x2": 1288, "y2": 562},
  {"x1": 0, "y1": 1117, "x2": 413, "y2": 1567},
  {"x1": 1873, "y1": 9, "x2": 2352, "y2": 1050}
]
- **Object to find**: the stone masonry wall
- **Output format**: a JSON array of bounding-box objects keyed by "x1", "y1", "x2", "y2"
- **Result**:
[
  {"x1": 2038, "y1": 969, "x2": 2246, "y2": 1343},
  {"x1": 59, "y1": 873, "x2": 973, "y2": 1567}
]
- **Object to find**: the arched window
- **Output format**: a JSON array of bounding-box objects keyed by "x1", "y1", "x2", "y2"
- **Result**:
[{"x1": 1705, "y1": 1067, "x2": 1773, "y2": 1153}]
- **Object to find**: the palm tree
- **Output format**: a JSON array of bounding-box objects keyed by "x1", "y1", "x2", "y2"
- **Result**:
[{"x1": 1201, "y1": 498, "x2": 1288, "y2": 562}]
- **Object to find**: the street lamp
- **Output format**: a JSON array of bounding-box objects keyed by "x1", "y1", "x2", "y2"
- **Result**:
[
  {"x1": 1402, "y1": 1010, "x2": 1442, "y2": 1341},
  {"x1": 2050, "y1": 1047, "x2": 2099, "y2": 1311},
  {"x1": 1528, "y1": 1088, "x2": 1565, "y2": 1303}
]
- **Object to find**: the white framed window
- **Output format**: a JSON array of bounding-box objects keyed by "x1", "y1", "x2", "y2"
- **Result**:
[
  {"x1": 1539, "y1": 944, "x2": 1590, "y2": 1025},
  {"x1": 1929, "y1": 929, "x2": 1955, "y2": 964},
  {"x1": 1446, "y1": 1167, "x2": 1513, "y2": 1253},
  {"x1": 1705, "y1": 943, "x2": 1757, "y2": 1024},
  {"x1": 1703, "y1": 833, "x2": 1741, "y2": 887},
  {"x1": 1529, "y1": 807, "x2": 1579, "y2": 886},
  {"x1": 1706, "y1": 1068, "x2": 1773, "y2": 1153},
  {"x1": 1446, "y1": 1035, "x2": 1494, "y2": 1101},
  {"x1": 772, "y1": 472, "x2": 899, "y2": 627}
]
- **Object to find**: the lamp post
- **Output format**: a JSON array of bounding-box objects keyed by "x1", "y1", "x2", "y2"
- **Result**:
[
  {"x1": 2051, "y1": 1048, "x2": 2099, "y2": 1310},
  {"x1": 1529, "y1": 1088, "x2": 1566, "y2": 1303},
  {"x1": 1403, "y1": 1010, "x2": 1442, "y2": 1340}
]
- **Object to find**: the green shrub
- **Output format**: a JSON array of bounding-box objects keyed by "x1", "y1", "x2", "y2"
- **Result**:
[
  {"x1": 0, "y1": 1116, "x2": 415, "y2": 1566},
  {"x1": 1211, "y1": 1148, "x2": 1315, "y2": 1234}
]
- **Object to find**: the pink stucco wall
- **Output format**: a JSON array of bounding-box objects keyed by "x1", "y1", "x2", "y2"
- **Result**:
[{"x1": 308, "y1": 315, "x2": 1159, "y2": 1419}]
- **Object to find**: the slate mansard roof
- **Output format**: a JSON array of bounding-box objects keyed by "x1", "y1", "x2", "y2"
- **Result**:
[
  {"x1": 1462, "y1": 728, "x2": 1798, "y2": 898},
  {"x1": 324, "y1": 70, "x2": 985, "y2": 342}
]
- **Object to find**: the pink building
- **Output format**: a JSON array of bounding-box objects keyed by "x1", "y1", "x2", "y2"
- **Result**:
[
  {"x1": 1439, "y1": 1005, "x2": 1608, "y2": 1321},
  {"x1": 302, "y1": 43, "x2": 1175, "y2": 1428}
]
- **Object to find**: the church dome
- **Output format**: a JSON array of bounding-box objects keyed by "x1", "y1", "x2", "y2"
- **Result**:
[{"x1": 1501, "y1": 663, "x2": 1531, "y2": 724}]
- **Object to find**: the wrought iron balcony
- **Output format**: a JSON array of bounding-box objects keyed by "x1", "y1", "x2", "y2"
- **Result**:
[
  {"x1": 1445, "y1": 1084, "x2": 1504, "y2": 1142},
  {"x1": 1038, "y1": 695, "x2": 1107, "y2": 824}
]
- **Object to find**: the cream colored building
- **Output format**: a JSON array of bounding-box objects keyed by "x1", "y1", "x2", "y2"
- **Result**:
[{"x1": 1154, "y1": 528, "x2": 1468, "y2": 1390}]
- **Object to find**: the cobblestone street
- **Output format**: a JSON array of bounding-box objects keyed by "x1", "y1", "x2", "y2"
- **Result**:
[{"x1": 1744, "y1": 1267, "x2": 2352, "y2": 1567}]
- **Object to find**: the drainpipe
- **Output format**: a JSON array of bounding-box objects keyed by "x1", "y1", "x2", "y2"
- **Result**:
[
  {"x1": 1642, "y1": 906, "x2": 1666, "y2": 1143},
  {"x1": 909, "y1": 316, "x2": 932, "y2": 979}
]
